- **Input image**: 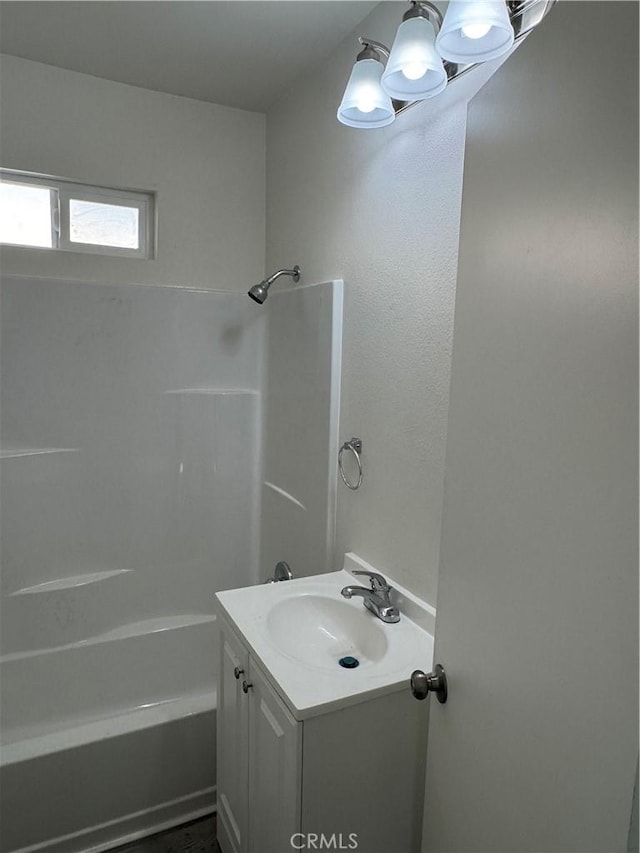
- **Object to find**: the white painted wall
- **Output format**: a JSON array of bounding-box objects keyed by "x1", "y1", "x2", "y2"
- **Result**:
[
  {"x1": 266, "y1": 2, "x2": 473, "y2": 604},
  {"x1": 0, "y1": 54, "x2": 265, "y2": 291}
]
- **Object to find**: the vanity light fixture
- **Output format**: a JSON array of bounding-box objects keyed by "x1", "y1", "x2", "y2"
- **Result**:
[{"x1": 337, "y1": 0, "x2": 556, "y2": 129}]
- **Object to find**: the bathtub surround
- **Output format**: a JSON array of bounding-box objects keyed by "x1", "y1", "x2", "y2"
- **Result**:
[
  {"x1": 260, "y1": 281, "x2": 343, "y2": 580},
  {"x1": 1, "y1": 279, "x2": 262, "y2": 653}
]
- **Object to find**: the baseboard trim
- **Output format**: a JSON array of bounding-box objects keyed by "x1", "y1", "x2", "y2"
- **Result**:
[{"x1": 10, "y1": 787, "x2": 217, "y2": 853}]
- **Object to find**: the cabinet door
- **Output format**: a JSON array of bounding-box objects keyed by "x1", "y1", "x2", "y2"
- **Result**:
[
  {"x1": 217, "y1": 621, "x2": 250, "y2": 853},
  {"x1": 247, "y1": 659, "x2": 302, "y2": 853}
]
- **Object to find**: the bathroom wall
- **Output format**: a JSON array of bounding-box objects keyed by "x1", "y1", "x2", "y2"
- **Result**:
[
  {"x1": 0, "y1": 54, "x2": 265, "y2": 291},
  {"x1": 265, "y1": 3, "x2": 500, "y2": 604}
]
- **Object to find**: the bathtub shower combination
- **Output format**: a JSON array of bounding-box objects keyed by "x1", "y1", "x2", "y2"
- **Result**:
[
  {"x1": 0, "y1": 275, "x2": 342, "y2": 853},
  {"x1": 0, "y1": 276, "x2": 261, "y2": 853}
]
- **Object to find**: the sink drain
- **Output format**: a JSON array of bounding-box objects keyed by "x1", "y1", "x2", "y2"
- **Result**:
[{"x1": 338, "y1": 656, "x2": 359, "y2": 669}]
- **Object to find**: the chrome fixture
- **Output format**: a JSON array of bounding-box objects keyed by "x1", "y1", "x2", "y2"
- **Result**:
[
  {"x1": 337, "y1": 0, "x2": 556, "y2": 129},
  {"x1": 338, "y1": 437, "x2": 363, "y2": 491},
  {"x1": 248, "y1": 265, "x2": 301, "y2": 304},
  {"x1": 265, "y1": 561, "x2": 294, "y2": 583},
  {"x1": 410, "y1": 664, "x2": 448, "y2": 703},
  {"x1": 341, "y1": 569, "x2": 400, "y2": 623}
]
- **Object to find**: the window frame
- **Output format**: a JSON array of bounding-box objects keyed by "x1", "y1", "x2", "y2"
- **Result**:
[{"x1": 0, "y1": 170, "x2": 155, "y2": 259}]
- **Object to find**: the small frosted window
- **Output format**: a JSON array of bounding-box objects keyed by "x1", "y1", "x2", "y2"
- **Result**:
[
  {"x1": 0, "y1": 181, "x2": 54, "y2": 248},
  {"x1": 0, "y1": 170, "x2": 153, "y2": 258},
  {"x1": 69, "y1": 199, "x2": 140, "y2": 249}
]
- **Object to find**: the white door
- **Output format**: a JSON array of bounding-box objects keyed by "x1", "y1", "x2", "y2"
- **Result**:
[
  {"x1": 421, "y1": 3, "x2": 638, "y2": 852},
  {"x1": 247, "y1": 659, "x2": 302, "y2": 853}
]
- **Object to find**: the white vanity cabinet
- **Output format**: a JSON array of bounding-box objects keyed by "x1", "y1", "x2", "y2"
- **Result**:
[
  {"x1": 217, "y1": 617, "x2": 301, "y2": 853},
  {"x1": 216, "y1": 612, "x2": 428, "y2": 853}
]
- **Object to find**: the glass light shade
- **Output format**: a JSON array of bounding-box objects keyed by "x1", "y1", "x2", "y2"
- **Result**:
[
  {"x1": 381, "y1": 17, "x2": 447, "y2": 100},
  {"x1": 436, "y1": 0, "x2": 514, "y2": 63},
  {"x1": 337, "y1": 58, "x2": 395, "y2": 129}
]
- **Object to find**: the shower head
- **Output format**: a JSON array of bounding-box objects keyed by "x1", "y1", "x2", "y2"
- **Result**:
[
  {"x1": 248, "y1": 265, "x2": 301, "y2": 304},
  {"x1": 248, "y1": 282, "x2": 269, "y2": 304}
]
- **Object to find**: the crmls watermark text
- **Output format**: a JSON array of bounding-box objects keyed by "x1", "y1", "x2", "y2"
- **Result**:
[{"x1": 290, "y1": 832, "x2": 358, "y2": 850}]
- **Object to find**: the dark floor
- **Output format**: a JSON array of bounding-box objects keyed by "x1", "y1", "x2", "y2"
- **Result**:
[{"x1": 111, "y1": 815, "x2": 220, "y2": 853}]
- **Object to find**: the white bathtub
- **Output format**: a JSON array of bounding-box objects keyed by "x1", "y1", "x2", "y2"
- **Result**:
[{"x1": 0, "y1": 615, "x2": 217, "y2": 853}]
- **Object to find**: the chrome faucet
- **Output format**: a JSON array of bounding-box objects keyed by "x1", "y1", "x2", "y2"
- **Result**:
[
  {"x1": 264, "y1": 561, "x2": 294, "y2": 583},
  {"x1": 341, "y1": 570, "x2": 400, "y2": 623}
]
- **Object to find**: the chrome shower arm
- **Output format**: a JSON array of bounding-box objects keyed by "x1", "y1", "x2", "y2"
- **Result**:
[{"x1": 264, "y1": 266, "x2": 301, "y2": 286}]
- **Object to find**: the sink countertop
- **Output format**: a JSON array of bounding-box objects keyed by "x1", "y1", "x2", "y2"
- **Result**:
[{"x1": 215, "y1": 553, "x2": 435, "y2": 721}]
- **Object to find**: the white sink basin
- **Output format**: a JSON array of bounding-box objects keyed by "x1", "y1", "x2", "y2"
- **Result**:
[
  {"x1": 215, "y1": 558, "x2": 435, "y2": 720},
  {"x1": 265, "y1": 593, "x2": 388, "y2": 670}
]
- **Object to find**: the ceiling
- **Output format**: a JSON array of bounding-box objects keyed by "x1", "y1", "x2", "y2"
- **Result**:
[{"x1": 0, "y1": 1, "x2": 379, "y2": 112}]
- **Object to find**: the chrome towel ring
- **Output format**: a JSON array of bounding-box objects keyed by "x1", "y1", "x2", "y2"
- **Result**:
[{"x1": 338, "y1": 437, "x2": 363, "y2": 490}]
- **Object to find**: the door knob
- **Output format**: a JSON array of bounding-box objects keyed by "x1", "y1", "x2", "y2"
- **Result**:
[
  {"x1": 233, "y1": 667, "x2": 244, "y2": 680},
  {"x1": 410, "y1": 664, "x2": 447, "y2": 703},
  {"x1": 242, "y1": 680, "x2": 253, "y2": 694}
]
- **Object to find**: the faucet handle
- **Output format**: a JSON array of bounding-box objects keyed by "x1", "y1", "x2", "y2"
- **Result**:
[{"x1": 353, "y1": 569, "x2": 390, "y2": 593}]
